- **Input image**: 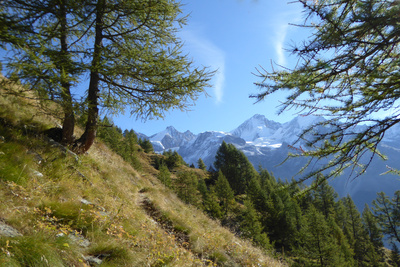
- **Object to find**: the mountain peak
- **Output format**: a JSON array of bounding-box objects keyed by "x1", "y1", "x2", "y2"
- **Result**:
[
  {"x1": 250, "y1": 114, "x2": 266, "y2": 120},
  {"x1": 230, "y1": 114, "x2": 281, "y2": 142},
  {"x1": 166, "y1": 125, "x2": 177, "y2": 132},
  {"x1": 285, "y1": 115, "x2": 325, "y2": 129}
]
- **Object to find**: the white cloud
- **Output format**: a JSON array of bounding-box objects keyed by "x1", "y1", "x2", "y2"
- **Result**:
[
  {"x1": 271, "y1": 7, "x2": 303, "y2": 68},
  {"x1": 274, "y1": 23, "x2": 289, "y2": 66},
  {"x1": 180, "y1": 30, "x2": 226, "y2": 104}
]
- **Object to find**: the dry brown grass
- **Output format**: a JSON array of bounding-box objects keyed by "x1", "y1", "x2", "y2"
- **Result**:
[{"x1": 0, "y1": 78, "x2": 285, "y2": 266}]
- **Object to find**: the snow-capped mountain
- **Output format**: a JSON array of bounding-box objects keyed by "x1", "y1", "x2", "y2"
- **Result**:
[
  {"x1": 140, "y1": 114, "x2": 400, "y2": 210},
  {"x1": 230, "y1": 114, "x2": 327, "y2": 148},
  {"x1": 148, "y1": 126, "x2": 196, "y2": 152},
  {"x1": 146, "y1": 114, "x2": 333, "y2": 167},
  {"x1": 230, "y1": 114, "x2": 281, "y2": 146}
]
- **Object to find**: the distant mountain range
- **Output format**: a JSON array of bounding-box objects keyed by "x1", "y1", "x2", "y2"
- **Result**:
[{"x1": 138, "y1": 114, "x2": 400, "y2": 209}]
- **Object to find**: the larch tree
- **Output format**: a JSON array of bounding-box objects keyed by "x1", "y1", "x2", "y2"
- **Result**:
[
  {"x1": 296, "y1": 205, "x2": 354, "y2": 266},
  {"x1": 1, "y1": 0, "x2": 86, "y2": 145},
  {"x1": 362, "y1": 204, "x2": 383, "y2": 251},
  {"x1": 310, "y1": 174, "x2": 338, "y2": 219},
  {"x1": 1, "y1": 0, "x2": 214, "y2": 153},
  {"x1": 372, "y1": 191, "x2": 400, "y2": 246},
  {"x1": 341, "y1": 195, "x2": 377, "y2": 265},
  {"x1": 362, "y1": 204, "x2": 385, "y2": 264},
  {"x1": 214, "y1": 170, "x2": 235, "y2": 216},
  {"x1": 252, "y1": 0, "x2": 400, "y2": 182},
  {"x1": 214, "y1": 141, "x2": 259, "y2": 194},
  {"x1": 239, "y1": 199, "x2": 270, "y2": 249},
  {"x1": 197, "y1": 158, "x2": 207, "y2": 171}
]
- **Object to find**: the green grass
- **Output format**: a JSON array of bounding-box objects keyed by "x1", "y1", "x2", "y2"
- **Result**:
[
  {"x1": 0, "y1": 232, "x2": 80, "y2": 267},
  {"x1": 0, "y1": 79, "x2": 284, "y2": 267}
]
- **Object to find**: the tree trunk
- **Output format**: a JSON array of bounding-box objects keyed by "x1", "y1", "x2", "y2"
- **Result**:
[
  {"x1": 73, "y1": 0, "x2": 104, "y2": 154},
  {"x1": 59, "y1": 1, "x2": 75, "y2": 145}
]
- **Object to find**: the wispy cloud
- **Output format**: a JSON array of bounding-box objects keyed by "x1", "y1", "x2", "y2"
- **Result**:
[
  {"x1": 180, "y1": 30, "x2": 226, "y2": 104},
  {"x1": 271, "y1": 8, "x2": 303, "y2": 67},
  {"x1": 274, "y1": 22, "x2": 289, "y2": 66}
]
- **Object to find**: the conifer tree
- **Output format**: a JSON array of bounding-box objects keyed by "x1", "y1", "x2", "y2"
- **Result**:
[
  {"x1": 373, "y1": 191, "x2": 400, "y2": 245},
  {"x1": 239, "y1": 199, "x2": 270, "y2": 249},
  {"x1": 390, "y1": 243, "x2": 400, "y2": 267},
  {"x1": 121, "y1": 129, "x2": 141, "y2": 170},
  {"x1": 252, "y1": 0, "x2": 400, "y2": 182},
  {"x1": 197, "y1": 178, "x2": 208, "y2": 201},
  {"x1": 164, "y1": 150, "x2": 184, "y2": 169},
  {"x1": 261, "y1": 187, "x2": 301, "y2": 250},
  {"x1": 203, "y1": 187, "x2": 223, "y2": 220},
  {"x1": 197, "y1": 158, "x2": 207, "y2": 171},
  {"x1": 311, "y1": 174, "x2": 338, "y2": 218},
  {"x1": 97, "y1": 116, "x2": 127, "y2": 152},
  {"x1": 296, "y1": 206, "x2": 354, "y2": 266},
  {"x1": 214, "y1": 141, "x2": 258, "y2": 194},
  {"x1": 341, "y1": 195, "x2": 378, "y2": 265},
  {"x1": 175, "y1": 171, "x2": 199, "y2": 205},
  {"x1": 138, "y1": 139, "x2": 153, "y2": 154},
  {"x1": 214, "y1": 171, "x2": 235, "y2": 215},
  {"x1": 259, "y1": 167, "x2": 277, "y2": 194},
  {"x1": 246, "y1": 176, "x2": 270, "y2": 214},
  {"x1": 362, "y1": 204, "x2": 384, "y2": 255},
  {"x1": 1, "y1": 0, "x2": 214, "y2": 153},
  {"x1": 157, "y1": 164, "x2": 172, "y2": 188}
]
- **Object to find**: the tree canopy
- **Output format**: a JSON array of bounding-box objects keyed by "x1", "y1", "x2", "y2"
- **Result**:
[
  {"x1": 252, "y1": 0, "x2": 400, "y2": 181},
  {"x1": 1, "y1": 0, "x2": 214, "y2": 153}
]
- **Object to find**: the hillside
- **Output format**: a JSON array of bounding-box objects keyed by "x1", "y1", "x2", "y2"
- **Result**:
[{"x1": 0, "y1": 82, "x2": 284, "y2": 266}]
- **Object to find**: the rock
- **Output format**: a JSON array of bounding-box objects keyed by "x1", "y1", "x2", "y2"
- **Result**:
[
  {"x1": 46, "y1": 138, "x2": 79, "y2": 162},
  {"x1": 0, "y1": 221, "x2": 22, "y2": 237},
  {"x1": 27, "y1": 149, "x2": 44, "y2": 164},
  {"x1": 68, "y1": 232, "x2": 91, "y2": 248},
  {"x1": 31, "y1": 169, "x2": 44, "y2": 177},
  {"x1": 80, "y1": 198, "x2": 93, "y2": 205},
  {"x1": 83, "y1": 255, "x2": 103, "y2": 265}
]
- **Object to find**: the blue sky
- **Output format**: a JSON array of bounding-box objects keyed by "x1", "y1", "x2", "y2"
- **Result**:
[{"x1": 112, "y1": 0, "x2": 308, "y2": 136}]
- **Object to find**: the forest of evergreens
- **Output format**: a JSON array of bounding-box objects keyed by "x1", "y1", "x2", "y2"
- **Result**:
[{"x1": 97, "y1": 118, "x2": 400, "y2": 266}]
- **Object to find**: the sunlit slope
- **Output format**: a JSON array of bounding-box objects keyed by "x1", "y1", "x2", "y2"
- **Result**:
[{"x1": 0, "y1": 81, "x2": 284, "y2": 266}]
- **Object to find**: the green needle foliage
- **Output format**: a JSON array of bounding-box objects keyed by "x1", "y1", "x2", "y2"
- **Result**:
[
  {"x1": 1, "y1": 0, "x2": 214, "y2": 153},
  {"x1": 372, "y1": 191, "x2": 400, "y2": 245},
  {"x1": 296, "y1": 205, "x2": 354, "y2": 266},
  {"x1": 252, "y1": 0, "x2": 400, "y2": 182}
]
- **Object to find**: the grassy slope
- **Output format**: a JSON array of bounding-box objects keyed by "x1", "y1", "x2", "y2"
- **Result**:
[{"x1": 0, "y1": 81, "x2": 284, "y2": 266}]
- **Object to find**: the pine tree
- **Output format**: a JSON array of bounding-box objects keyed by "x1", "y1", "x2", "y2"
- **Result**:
[
  {"x1": 252, "y1": 0, "x2": 400, "y2": 182},
  {"x1": 311, "y1": 174, "x2": 338, "y2": 218},
  {"x1": 214, "y1": 171, "x2": 235, "y2": 216},
  {"x1": 122, "y1": 129, "x2": 141, "y2": 170},
  {"x1": 214, "y1": 141, "x2": 258, "y2": 195},
  {"x1": 197, "y1": 158, "x2": 207, "y2": 171},
  {"x1": 341, "y1": 195, "x2": 378, "y2": 265},
  {"x1": 157, "y1": 164, "x2": 172, "y2": 188},
  {"x1": 2, "y1": 0, "x2": 214, "y2": 153},
  {"x1": 203, "y1": 187, "x2": 223, "y2": 220},
  {"x1": 239, "y1": 199, "x2": 271, "y2": 249},
  {"x1": 164, "y1": 150, "x2": 184, "y2": 169},
  {"x1": 373, "y1": 191, "x2": 400, "y2": 245},
  {"x1": 175, "y1": 171, "x2": 199, "y2": 205},
  {"x1": 390, "y1": 243, "x2": 400, "y2": 267},
  {"x1": 138, "y1": 139, "x2": 153, "y2": 154},
  {"x1": 97, "y1": 117, "x2": 118, "y2": 149},
  {"x1": 362, "y1": 204, "x2": 384, "y2": 255},
  {"x1": 296, "y1": 206, "x2": 354, "y2": 266}
]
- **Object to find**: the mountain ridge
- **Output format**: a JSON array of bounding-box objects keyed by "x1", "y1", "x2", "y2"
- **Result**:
[{"x1": 141, "y1": 114, "x2": 400, "y2": 210}]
